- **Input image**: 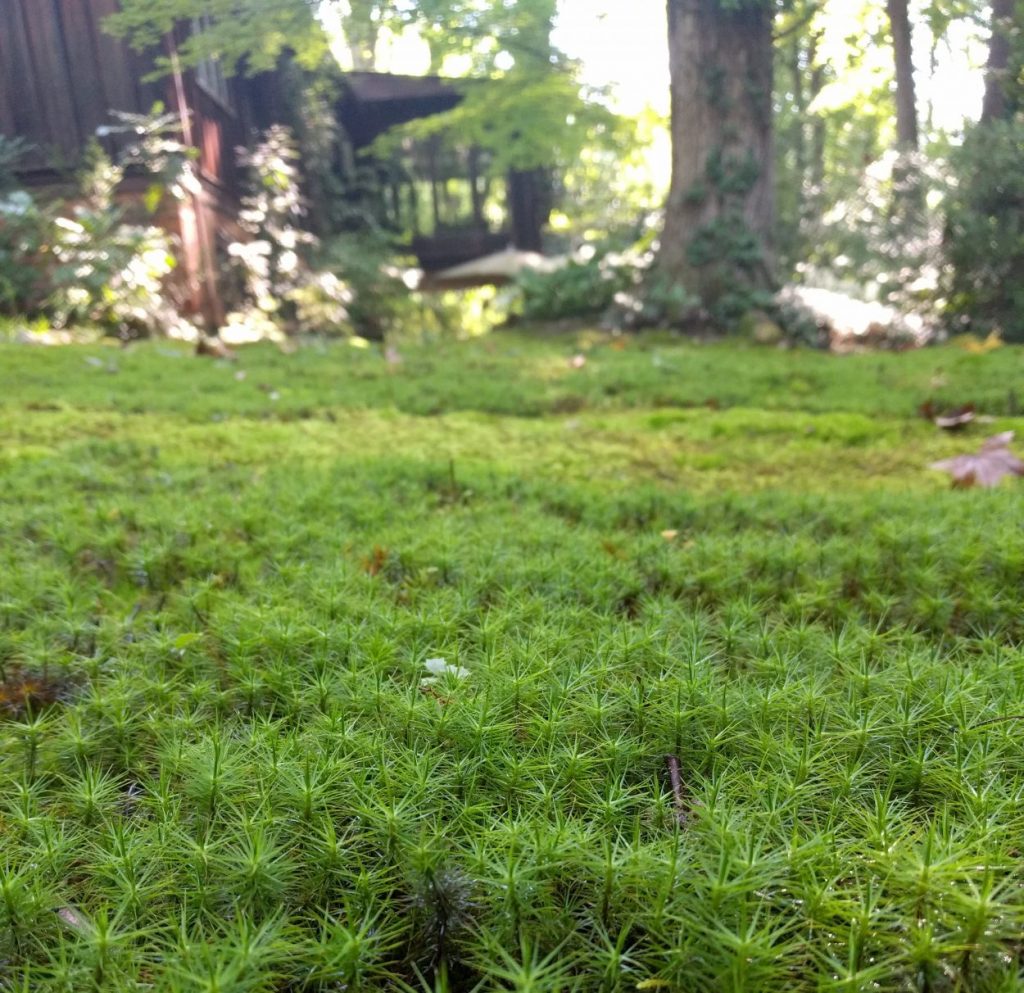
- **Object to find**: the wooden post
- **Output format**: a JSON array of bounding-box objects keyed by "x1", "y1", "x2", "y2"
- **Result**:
[{"x1": 168, "y1": 35, "x2": 223, "y2": 331}]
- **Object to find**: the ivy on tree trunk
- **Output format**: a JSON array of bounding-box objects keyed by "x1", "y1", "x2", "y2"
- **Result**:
[{"x1": 656, "y1": 0, "x2": 776, "y2": 324}]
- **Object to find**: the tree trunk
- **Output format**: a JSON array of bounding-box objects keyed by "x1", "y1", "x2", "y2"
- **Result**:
[
  {"x1": 656, "y1": 0, "x2": 776, "y2": 312},
  {"x1": 886, "y1": 0, "x2": 919, "y2": 151},
  {"x1": 982, "y1": 0, "x2": 1017, "y2": 123},
  {"x1": 508, "y1": 168, "x2": 550, "y2": 253},
  {"x1": 808, "y1": 35, "x2": 827, "y2": 203}
]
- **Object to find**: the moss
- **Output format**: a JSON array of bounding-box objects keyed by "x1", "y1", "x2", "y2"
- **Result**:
[{"x1": 1, "y1": 331, "x2": 1024, "y2": 990}]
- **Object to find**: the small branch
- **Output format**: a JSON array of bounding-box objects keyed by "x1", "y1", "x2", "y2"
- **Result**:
[
  {"x1": 664, "y1": 755, "x2": 690, "y2": 827},
  {"x1": 773, "y1": 4, "x2": 823, "y2": 44},
  {"x1": 968, "y1": 715, "x2": 1024, "y2": 730}
]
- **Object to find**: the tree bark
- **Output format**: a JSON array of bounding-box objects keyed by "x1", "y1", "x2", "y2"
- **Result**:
[
  {"x1": 982, "y1": 0, "x2": 1017, "y2": 123},
  {"x1": 657, "y1": 0, "x2": 776, "y2": 310},
  {"x1": 808, "y1": 35, "x2": 826, "y2": 201},
  {"x1": 886, "y1": 0, "x2": 919, "y2": 151}
]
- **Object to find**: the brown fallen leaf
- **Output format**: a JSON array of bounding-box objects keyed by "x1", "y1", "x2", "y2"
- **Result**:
[
  {"x1": 196, "y1": 337, "x2": 236, "y2": 360},
  {"x1": 660, "y1": 530, "x2": 680, "y2": 541},
  {"x1": 959, "y1": 331, "x2": 1003, "y2": 355},
  {"x1": 419, "y1": 685, "x2": 452, "y2": 706},
  {"x1": 930, "y1": 431, "x2": 1024, "y2": 488},
  {"x1": 0, "y1": 670, "x2": 70, "y2": 717},
  {"x1": 934, "y1": 404, "x2": 976, "y2": 431},
  {"x1": 362, "y1": 546, "x2": 389, "y2": 576}
]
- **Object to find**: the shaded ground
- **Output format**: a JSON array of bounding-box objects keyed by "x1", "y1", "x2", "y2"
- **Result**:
[{"x1": 2, "y1": 332, "x2": 1024, "y2": 991}]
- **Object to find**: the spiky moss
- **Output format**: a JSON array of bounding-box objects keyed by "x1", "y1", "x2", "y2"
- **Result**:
[{"x1": 1, "y1": 333, "x2": 1024, "y2": 992}]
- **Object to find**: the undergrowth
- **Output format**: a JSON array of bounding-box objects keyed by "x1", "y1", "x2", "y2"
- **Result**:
[{"x1": 2, "y1": 331, "x2": 1024, "y2": 991}]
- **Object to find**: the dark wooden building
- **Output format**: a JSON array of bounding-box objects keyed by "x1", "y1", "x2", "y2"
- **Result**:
[
  {"x1": 337, "y1": 72, "x2": 551, "y2": 276},
  {"x1": 0, "y1": 0, "x2": 278, "y2": 326},
  {"x1": 0, "y1": 3, "x2": 552, "y2": 322}
]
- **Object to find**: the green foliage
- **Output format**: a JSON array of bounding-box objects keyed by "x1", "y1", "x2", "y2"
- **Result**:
[
  {"x1": 946, "y1": 119, "x2": 1024, "y2": 340},
  {"x1": 517, "y1": 255, "x2": 632, "y2": 323},
  {"x1": 4, "y1": 334, "x2": 1024, "y2": 989},
  {"x1": 109, "y1": 0, "x2": 611, "y2": 176},
  {"x1": 225, "y1": 127, "x2": 353, "y2": 339},
  {"x1": 549, "y1": 108, "x2": 665, "y2": 251},
  {"x1": 0, "y1": 135, "x2": 31, "y2": 193},
  {"x1": 317, "y1": 229, "x2": 415, "y2": 339},
  {"x1": 106, "y1": 0, "x2": 328, "y2": 75},
  {"x1": 0, "y1": 191, "x2": 48, "y2": 317},
  {"x1": 0, "y1": 119, "x2": 191, "y2": 336},
  {"x1": 0, "y1": 137, "x2": 48, "y2": 315},
  {"x1": 47, "y1": 144, "x2": 181, "y2": 335},
  {"x1": 391, "y1": 71, "x2": 616, "y2": 175}
]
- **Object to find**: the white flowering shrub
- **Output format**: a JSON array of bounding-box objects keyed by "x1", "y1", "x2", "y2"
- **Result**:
[
  {"x1": 227, "y1": 127, "x2": 353, "y2": 337},
  {"x1": 0, "y1": 119, "x2": 200, "y2": 338},
  {"x1": 46, "y1": 143, "x2": 196, "y2": 337}
]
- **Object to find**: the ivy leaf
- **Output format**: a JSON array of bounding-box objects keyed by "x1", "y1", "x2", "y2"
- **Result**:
[{"x1": 930, "y1": 432, "x2": 1024, "y2": 488}]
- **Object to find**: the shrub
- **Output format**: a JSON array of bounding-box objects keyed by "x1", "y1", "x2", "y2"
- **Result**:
[
  {"x1": 0, "y1": 188, "x2": 49, "y2": 316},
  {"x1": 945, "y1": 119, "x2": 1024, "y2": 340},
  {"x1": 225, "y1": 127, "x2": 353, "y2": 338},
  {"x1": 47, "y1": 144, "x2": 183, "y2": 336},
  {"x1": 0, "y1": 115, "x2": 197, "y2": 338},
  {"x1": 0, "y1": 137, "x2": 50, "y2": 315},
  {"x1": 518, "y1": 256, "x2": 622, "y2": 323},
  {"x1": 516, "y1": 248, "x2": 640, "y2": 324},
  {"x1": 317, "y1": 229, "x2": 418, "y2": 340}
]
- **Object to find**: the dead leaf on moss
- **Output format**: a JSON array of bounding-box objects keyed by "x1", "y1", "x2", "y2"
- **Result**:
[
  {"x1": 930, "y1": 432, "x2": 1024, "y2": 488},
  {"x1": 0, "y1": 670, "x2": 70, "y2": 717},
  {"x1": 958, "y1": 331, "x2": 1003, "y2": 355},
  {"x1": 935, "y1": 404, "x2": 976, "y2": 431},
  {"x1": 362, "y1": 546, "x2": 389, "y2": 576}
]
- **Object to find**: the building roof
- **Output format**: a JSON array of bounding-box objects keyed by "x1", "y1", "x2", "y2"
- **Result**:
[
  {"x1": 339, "y1": 71, "x2": 463, "y2": 148},
  {"x1": 420, "y1": 248, "x2": 564, "y2": 290},
  {"x1": 344, "y1": 72, "x2": 460, "y2": 105}
]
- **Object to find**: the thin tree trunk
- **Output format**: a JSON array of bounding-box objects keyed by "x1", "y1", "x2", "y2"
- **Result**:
[
  {"x1": 657, "y1": 0, "x2": 776, "y2": 309},
  {"x1": 789, "y1": 38, "x2": 807, "y2": 182},
  {"x1": 886, "y1": 0, "x2": 919, "y2": 150},
  {"x1": 808, "y1": 34, "x2": 826, "y2": 202},
  {"x1": 468, "y1": 147, "x2": 484, "y2": 229},
  {"x1": 982, "y1": 0, "x2": 1017, "y2": 123}
]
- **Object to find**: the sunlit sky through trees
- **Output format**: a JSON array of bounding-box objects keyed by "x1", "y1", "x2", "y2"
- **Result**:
[
  {"x1": 553, "y1": 0, "x2": 985, "y2": 123},
  {"x1": 324, "y1": 0, "x2": 989, "y2": 192}
]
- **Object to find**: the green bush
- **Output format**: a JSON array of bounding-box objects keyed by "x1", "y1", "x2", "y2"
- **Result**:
[
  {"x1": 0, "y1": 137, "x2": 49, "y2": 315},
  {"x1": 317, "y1": 229, "x2": 414, "y2": 340},
  {"x1": 48, "y1": 144, "x2": 182, "y2": 335},
  {"x1": 517, "y1": 253, "x2": 633, "y2": 323},
  {"x1": 945, "y1": 119, "x2": 1024, "y2": 340},
  {"x1": 225, "y1": 127, "x2": 354, "y2": 338},
  {"x1": 0, "y1": 189, "x2": 49, "y2": 316},
  {"x1": 0, "y1": 120, "x2": 192, "y2": 337}
]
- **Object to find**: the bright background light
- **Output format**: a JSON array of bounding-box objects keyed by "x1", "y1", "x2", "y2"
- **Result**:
[{"x1": 323, "y1": 0, "x2": 990, "y2": 189}]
